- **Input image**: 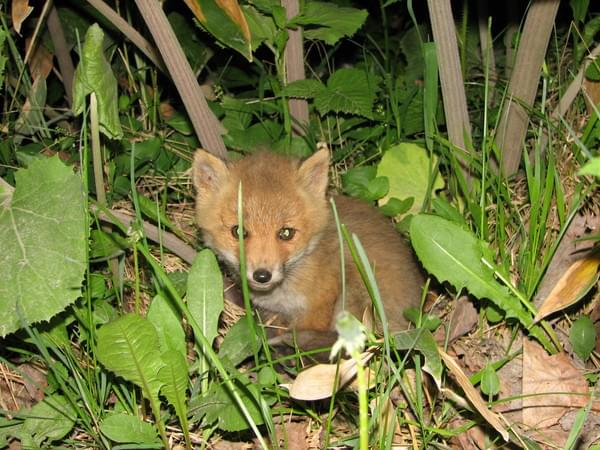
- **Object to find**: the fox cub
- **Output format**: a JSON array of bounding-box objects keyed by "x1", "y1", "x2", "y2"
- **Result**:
[{"x1": 192, "y1": 149, "x2": 423, "y2": 337}]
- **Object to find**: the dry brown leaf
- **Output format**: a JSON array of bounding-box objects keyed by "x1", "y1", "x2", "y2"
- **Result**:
[
  {"x1": 522, "y1": 340, "x2": 596, "y2": 429},
  {"x1": 534, "y1": 255, "x2": 600, "y2": 323},
  {"x1": 534, "y1": 213, "x2": 600, "y2": 308},
  {"x1": 12, "y1": 0, "x2": 34, "y2": 35},
  {"x1": 447, "y1": 296, "x2": 478, "y2": 342},
  {"x1": 439, "y1": 349, "x2": 509, "y2": 442},
  {"x1": 287, "y1": 351, "x2": 374, "y2": 401},
  {"x1": 583, "y1": 78, "x2": 600, "y2": 113},
  {"x1": 28, "y1": 42, "x2": 53, "y2": 80}
]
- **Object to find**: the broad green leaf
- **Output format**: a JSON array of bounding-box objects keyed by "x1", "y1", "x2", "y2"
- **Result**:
[
  {"x1": 100, "y1": 413, "x2": 160, "y2": 444},
  {"x1": 244, "y1": 5, "x2": 277, "y2": 50},
  {"x1": 394, "y1": 329, "x2": 442, "y2": 387},
  {"x1": 341, "y1": 166, "x2": 377, "y2": 199},
  {"x1": 196, "y1": 373, "x2": 265, "y2": 432},
  {"x1": 294, "y1": 2, "x2": 367, "y2": 46},
  {"x1": 480, "y1": 364, "x2": 500, "y2": 396},
  {"x1": 97, "y1": 314, "x2": 164, "y2": 399},
  {"x1": 218, "y1": 316, "x2": 256, "y2": 366},
  {"x1": 377, "y1": 143, "x2": 444, "y2": 216},
  {"x1": 570, "y1": 0, "x2": 590, "y2": 23},
  {"x1": 570, "y1": 316, "x2": 596, "y2": 361},
  {"x1": 579, "y1": 157, "x2": 600, "y2": 177},
  {"x1": 187, "y1": 250, "x2": 224, "y2": 352},
  {"x1": 282, "y1": 79, "x2": 326, "y2": 99},
  {"x1": 379, "y1": 197, "x2": 414, "y2": 217},
  {"x1": 191, "y1": 0, "x2": 252, "y2": 61},
  {"x1": 158, "y1": 351, "x2": 190, "y2": 429},
  {"x1": 0, "y1": 156, "x2": 86, "y2": 337},
  {"x1": 21, "y1": 395, "x2": 76, "y2": 446},
  {"x1": 315, "y1": 68, "x2": 379, "y2": 119},
  {"x1": 147, "y1": 295, "x2": 187, "y2": 357},
  {"x1": 72, "y1": 24, "x2": 123, "y2": 139},
  {"x1": 410, "y1": 214, "x2": 553, "y2": 350}
]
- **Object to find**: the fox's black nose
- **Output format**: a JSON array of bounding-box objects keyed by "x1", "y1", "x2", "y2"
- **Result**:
[{"x1": 253, "y1": 269, "x2": 272, "y2": 283}]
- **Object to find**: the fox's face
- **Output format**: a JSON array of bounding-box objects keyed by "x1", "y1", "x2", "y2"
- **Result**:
[{"x1": 192, "y1": 149, "x2": 330, "y2": 292}]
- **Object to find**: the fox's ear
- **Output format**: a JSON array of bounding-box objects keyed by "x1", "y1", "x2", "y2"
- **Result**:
[
  {"x1": 298, "y1": 148, "x2": 330, "y2": 198},
  {"x1": 192, "y1": 149, "x2": 229, "y2": 194}
]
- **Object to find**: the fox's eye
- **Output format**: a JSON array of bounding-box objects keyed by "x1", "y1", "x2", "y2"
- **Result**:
[
  {"x1": 278, "y1": 227, "x2": 296, "y2": 241},
  {"x1": 231, "y1": 225, "x2": 248, "y2": 240}
]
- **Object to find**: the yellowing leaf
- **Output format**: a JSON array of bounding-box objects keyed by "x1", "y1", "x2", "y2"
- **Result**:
[
  {"x1": 183, "y1": 0, "x2": 252, "y2": 61},
  {"x1": 215, "y1": 0, "x2": 251, "y2": 43},
  {"x1": 12, "y1": 0, "x2": 34, "y2": 34},
  {"x1": 534, "y1": 255, "x2": 600, "y2": 323}
]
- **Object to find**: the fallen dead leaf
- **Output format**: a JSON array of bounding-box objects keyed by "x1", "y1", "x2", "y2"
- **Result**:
[
  {"x1": 439, "y1": 349, "x2": 509, "y2": 442},
  {"x1": 534, "y1": 213, "x2": 600, "y2": 308},
  {"x1": 522, "y1": 340, "x2": 599, "y2": 435},
  {"x1": 11, "y1": 0, "x2": 34, "y2": 35},
  {"x1": 28, "y1": 41, "x2": 53, "y2": 80},
  {"x1": 447, "y1": 296, "x2": 478, "y2": 342},
  {"x1": 534, "y1": 254, "x2": 600, "y2": 323},
  {"x1": 286, "y1": 351, "x2": 374, "y2": 401}
]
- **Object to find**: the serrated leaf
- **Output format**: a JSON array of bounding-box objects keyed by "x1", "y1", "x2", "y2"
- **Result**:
[
  {"x1": 394, "y1": 329, "x2": 442, "y2": 387},
  {"x1": 72, "y1": 24, "x2": 123, "y2": 139},
  {"x1": 100, "y1": 413, "x2": 160, "y2": 444},
  {"x1": 282, "y1": 79, "x2": 326, "y2": 98},
  {"x1": 294, "y1": 2, "x2": 367, "y2": 46},
  {"x1": 187, "y1": 250, "x2": 224, "y2": 351},
  {"x1": 377, "y1": 143, "x2": 444, "y2": 216},
  {"x1": 158, "y1": 351, "x2": 189, "y2": 428},
  {"x1": 21, "y1": 395, "x2": 76, "y2": 446},
  {"x1": 315, "y1": 68, "x2": 379, "y2": 119},
  {"x1": 97, "y1": 314, "x2": 164, "y2": 399},
  {"x1": 570, "y1": 316, "x2": 596, "y2": 361},
  {"x1": 0, "y1": 156, "x2": 86, "y2": 337},
  {"x1": 410, "y1": 214, "x2": 553, "y2": 350},
  {"x1": 147, "y1": 295, "x2": 186, "y2": 357}
]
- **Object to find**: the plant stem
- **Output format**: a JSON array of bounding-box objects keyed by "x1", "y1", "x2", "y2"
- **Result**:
[{"x1": 353, "y1": 350, "x2": 369, "y2": 450}]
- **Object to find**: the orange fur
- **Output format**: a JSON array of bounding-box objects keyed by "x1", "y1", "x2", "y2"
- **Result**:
[{"x1": 192, "y1": 149, "x2": 423, "y2": 333}]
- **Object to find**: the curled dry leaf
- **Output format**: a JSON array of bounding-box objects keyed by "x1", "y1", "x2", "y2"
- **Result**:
[
  {"x1": 286, "y1": 351, "x2": 374, "y2": 401},
  {"x1": 534, "y1": 254, "x2": 600, "y2": 323},
  {"x1": 11, "y1": 0, "x2": 34, "y2": 35},
  {"x1": 439, "y1": 349, "x2": 509, "y2": 442}
]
